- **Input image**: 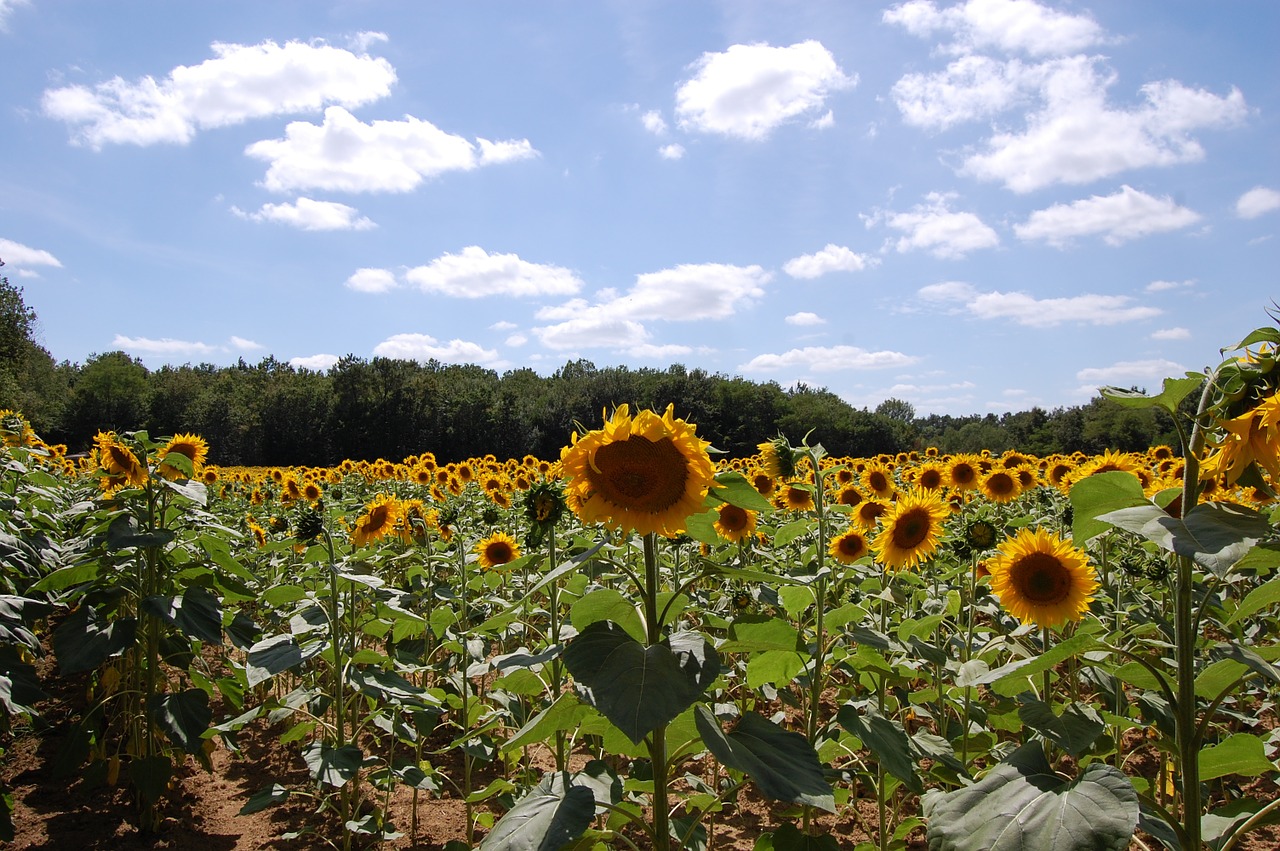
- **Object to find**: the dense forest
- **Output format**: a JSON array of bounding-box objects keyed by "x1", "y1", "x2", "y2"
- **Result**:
[{"x1": 0, "y1": 270, "x2": 1184, "y2": 465}]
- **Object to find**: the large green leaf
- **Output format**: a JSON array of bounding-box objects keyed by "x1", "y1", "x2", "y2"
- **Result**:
[
  {"x1": 245, "y1": 634, "x2": 309, "y2": 687},
  {"x1": 141, "y1": 585, "x2": 224, "y2": 643},
  {"x1": 711, "y1": 470, "x2": 774, "y2": 512},
  {"x1": 149, "y1": 689, "x2": 212, "y2": 754},
  {"x1": 1198, "y1": 733, "x2": 1276, "y2": 781},
  {"x1": 1017, "y1": 698, "x2": 1106, "y2": 758},
  {"x1": 301, "y1": 741, "x2": 362, "y2": 788},
  {"x1": 922, "y1": 742, "x2": 1137, "y2": 851},
  {"x1": 479, "y1": 772, "x2": 596, "y2": 851},
  {"x1": 1099, "y1": 501, "x2": 1273, "y2": 576},
  {"x1": 1100, "y1": 376, "x2": 1203, "y2": 414},
  {"x1": 0, "y1": 650, "x2": 45, "y2": 716},
  {"x1": 1069, "y1": 472, "x2": 1147, "y2": 543},
  {"x1": 348, "y1": 666, "x2": 441, "y2": 709},
  {"x1": 569, "y1": 589, "x2": 645, "y2": 643},
  {"x1": 503, "y1": 691, "x2": 591, "y2": 752},
  {"x1": 695, "y1": 706, "x2": 835, "y2": 812},
  {"x1": 836, "y1": 703, "x2": 922, "y2": 794},
  {"x1": 1225, "y1": 575, "x2": 1280, "y2": 625},
  {"x1": 563, "y1": 622, "x2": 719, "y2": 744},
  {"x1": 53, "y1": 606, "x2": 136, "y2": 675},
  {"x1": 723, "y1": 614, "x2": 801, "y2": 653}
]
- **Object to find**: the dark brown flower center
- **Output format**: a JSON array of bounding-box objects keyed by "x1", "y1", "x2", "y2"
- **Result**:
[
  {"x1": 1012, "y1": 553, "x2": 1070, "y2": 603},
  {"x1": 590, "y1": 435, "x2": 688, "y2": 513},
  {"x1": 891, "y1": 507, "x2": 932, "y2": 548}
]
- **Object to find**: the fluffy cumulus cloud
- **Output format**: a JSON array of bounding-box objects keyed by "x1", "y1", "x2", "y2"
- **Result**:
[
  {"x1": 372, "y1": 333, "x2": 502, "y2": 366},
  {"x1": 785, "y1": 312, "x2": 825, "y2": 326},
  {"x1": 658, "y1": 144, "x2": 685, "y2": 160},
  {"x1": 404, "y1": 246, "x2": 582, "y2": 299},
  {"x1": 960, "y1": 58, "x2": 1247, "y2": 192},
  {"x1": 1237, "y1": 186, "x2": 1280, "y2": 219},
  {"x1": 0, "y1": 237, "x2": 62, "y2": 269},
  {"x1": 875, "y1": 193, "x2": 999, "y2": 259},
  {"x1": 739, "y1": 345, "x2": 918, "y2": 373},
  {"x1": 42, "y1": 39, "x2": 396, "y2": 148},
  {"x1": 290, "y1": 354, "x2": 340, "y2": 371},
  {"x1": 1075, "y1": 358, "x2": 1186, "y2": 393},
  {"x1": 232, "y1": 197, "x2": 375, "y2": 231},
  {"x1": 533, "y1": 263, "x2": 770, "y2": 350},
  {"x1": 1150, "y1": 327, "x2": 1190, "y2": 341},
  {"x1": 112, "y1": 335, "x2": 221, "y2": 357},
  {"x1": 883, "y1": 0, "x2": 1108, "y2": 58},
  {"x1": 891, "y1": 55, "x2": 1039, "y2": 129},
  {"x1": 675, "y1": 41, "x2": 856, "y2": 140},
  {"x1": 783, "y1": 244, "x2": 874, "y2": 279},
  {"x1": 1145, "y1": 279, "x2": 1194, "y2": 293},
  {"x1": 245, "y1": 106, "x2": 537, "y2": 193},
  {"x1": 1014, "y1": 185, "x2": 1200, "y2": 247},
  {"x1": 229, "y1": 336, "x2": 265, "y2": 351},
  {"x1": 920, "y1": 282, "x2": 1161, "y2": 327},
  {"x1": 345, "y1": 267, "x2": 398, "y2": 293}
]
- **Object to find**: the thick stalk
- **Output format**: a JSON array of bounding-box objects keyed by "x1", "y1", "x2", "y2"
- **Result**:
[
  {"x1": 642, "y1": 533, "x2": 671, "y2": 851},
  {"x1": 547, "y1": 534, "x2": 567, "y2": 771}
]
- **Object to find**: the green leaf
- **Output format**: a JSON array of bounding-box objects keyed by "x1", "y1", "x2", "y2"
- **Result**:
[
  {"x1": 684, "y1": 509, "x2": 721, "y2": 546},
  {"x1": 348, "y1": 666, "x2": 440, "y2": 708},
  {"x1": 745, "y1": 649, "x2": 805, "y2": 689},
  {"x1": 1226, "y1": 575, "x2": 1280, "y2": 625},
  {"x1": 724, "y1": 614, "x2": 801, "y2": 653},
  {"x1": 1017, "y1": 699, "x2": 1106, "y2": 758},
  {"x1": 238, "y1": 784, "x2": 290, "y2": 815},
  {"x1": 53, "y1": 606, "x2": 136, "y2": 675},
  {"x1": 836, "y1": 703, "x2": 922, "y2": 794},
  {"x1": 922, "y1": 742, "x2": 1138, "y2": 851},
  {"x1": 479, "y1": 772, "x2": 595, "y2": 851},
  {"x1": 162, "y1": 477, "x2": 207, "y2": 505},
  {"x1": 301, "y1": 741, "x2": 362, "y2": 788},
  {"x1": 988, "y1": 634, "x2": 1100, "y2": 697},
  {"x1": 1100, "y1": 375, "x2": 1203, "y2": 414},
  {"x1": 245, "y1": 634, "x2": 307, "y2": 687},
  {"x1": 774, "y1": 519, "x2": 811, "y2": 547},
  {"x1": 711, "y1": 471, "x2": 774, "y2": 512},
  {"x1": 1099, "y1": 501, "x2": 1273, "y2": 576},
  {"x1": 562, "y1": 622, "x2": 719, "y2": 744},
  {"x1": 149, "y1": 690, "x2": 212, "y2": 754},
  {"x1": 1199, "y1": 733, "x2": 1276, "y2": 781},
  {"x1": 29, "y1": 561, "x2": 102, "y2": 593},
  {"x1": 755, "y1": 823, "x2": 842, "y2": 850},
  {"x1": 0, "y1": 653, "x2": 45, "y2": 716},
  {"x1": 1069, "y1": 472, "x2": 1148, "y2": 543},
  {"x1": 569, "y1": 588, "x2": 645, "y2": 643},
  {"x1": 503, "y1": 692, "x2": 590, "y2": 752},
  {"x1": 695, "y1": 706, "x2": 835, "y2": 812},
  {"x1": 128, "y1": 755, "x2": 173, "y2": 807}
]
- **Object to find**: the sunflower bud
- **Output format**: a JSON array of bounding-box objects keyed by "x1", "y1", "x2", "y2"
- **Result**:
[{"x1": 293, "y1": 504, "x2": 326, "y2": 542}]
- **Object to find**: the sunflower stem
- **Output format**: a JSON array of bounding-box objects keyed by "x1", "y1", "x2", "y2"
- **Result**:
[{"x1": 642, "y1": 533, "x2": 671, "y2": 851}]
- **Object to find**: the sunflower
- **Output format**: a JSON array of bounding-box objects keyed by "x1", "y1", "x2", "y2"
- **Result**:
[
  {"x1": 873, "y1": 487, "x2": 950, "y2": 570},
  {"x1": 302, "y1": 480, "x2": 324, "y2": 503},
  {"x1": 835, "y1": 484, "x2": 864, "y2": 507},
  {"x1": 913, "y1": 461, "x2": 946, "y2": 492},
  {"x1": 1200, "y1": 392, "x2": 1280, "y2": 485},
  {"x1": 988, "y1": 528, "x2": 1097, "y2": 629},
  {"x1": 852, "y1": 498, "x2": 889, "y2": 530},
  {"x1": 714, "y1": 503, "x2": 757, "y2": 543},
  {"x1": 757, "y1": 436, "x2": 797, "y2": 480},
  {"x1": 979, "y1": 469, "x2": 1021, "y2": 504},
  {"x1": 559, "y1": 404, "x2": 716, "y2": 538},
  {"x1": 778, "y1": 482, "x2": 815, "y2": 512},
  {"x1": 94, "y1": 431, "x2": 148, "y2": 487},
  {"x1": 829, "y1": 527, "x2": 870, "y2": 564},
  {"x1": 861, "y1": 463, "x2": 896, "y2": 500},
  {"x1": 476, "y1": 531, "x2": 521, "y2": 570},
  {"x1": 946, "y1": 455, "x2": 981, "y2": 491},
  {"x1": 0, "y1": 410, "x2": 35, "y2": 447},
  {"x1": 749, "y1": 469, "x2": 776, "y2": 498},
  {"x1": 350, "y1": 494, "x2": 403, "y2": 548},
  {"x1": 156, "y1": 433, "x2": 209, "y2": 480}
]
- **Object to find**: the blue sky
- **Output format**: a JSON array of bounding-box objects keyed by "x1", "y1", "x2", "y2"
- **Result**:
[{"x1": 1, "y1": 0, "x2": 1277, "y2": 417}]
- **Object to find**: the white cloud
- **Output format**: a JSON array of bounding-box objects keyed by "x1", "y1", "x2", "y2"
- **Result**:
[
  {"x1": 233, "y1": 197, "x2": 375, "y2": 231},
  {"x1": 245, "y1": 106, "x2": 537, "y2": 193},
  {"x1": 112, "y1": 335, "x2": 220, "y2": 356},
  {"x1": 505, "y1": 333, "x2": 528, "y2": 347},
  {"x1": 348, "y1": 31, "x2": 389, "y2": 53},
  {"x1": 809, "y1": 110, "x2": 834, "y2": 129},
  {"x1": 290, "y1": 354, "x2": 340, "y2": 371},
  {"x1": 961, "y1": 290, "x2": 1161, "y2": 327},
  {"x1": 740, "y1": 345, "x2": 918, "y2": 373},
  {"x1": 0, "y1": 0, "x2": 29, "y2": 31},
  {"x1": 880, "y1": 193, "x2": 999, "y2": 258},
  {"x1": 1145, "y1": 279, "x2": 1194, "y2": 293},
  {"x1": 0, "y1": 237, "x2": 62, "y2": 268},
  {"x1": 372, "y1": 332, "x2": 502, "y2": 366},
  {"x1": 891, "y1": 55, "x2": 1037, "y2": 129},
  {"x1": 959, "y1": 57, "x2": 1247, "y2": 192},
  {"x1": 783, "y1": 243, "x2": 873, "y2": 279},
  {"x1": 1150, "y1": 327, "x2": 1190, "y2": 341},
  {"x1": 628, "y1": 343, "x2": 695, "y2": 359},
  {"x1": 533, "y1": 315, "x2": 652, "y2": 351},
  {"x1": 917, "y1": 280, "x2": 978, "y2": 302},
  {"x1": 1075, "y1": 358, "x2": 1186, "y2": 393},
  {"x1": 489, "y1": 320, "x2": 518, "y2": 331},
  {"x1": 1237, "y1": 186, "x2": 1280, "y2": 219},
  {"x1": 675, "y1": 41, "x2": 856, "y2": 140},
  {"x1": 404, "y1": 246, "x2": 582, "y2": 298},
  {"x1": 641, "y1": 109, "x2": 667, "y2": 135},
  {"x1": 785, "y1": 312, "x2": 825, "y2": 326},
  {"x1": 345, "y1": 267, "x2": 398, "y2": 293},
  {"x1": 43, "y1": 39, "x2": 396, "y2": 148},
  {"x1": 658, "y1": 143, "x2": 685, "y2": 160},
  {"x1": 229, "y1": 336, "x2": 265, "y2": 350},
  {"x1": 1014, "y1": 185, "x2": 1200, "y2": 247},
  {"x1": 883, "y1": 0, "x2": 1108, "y2": 57}
]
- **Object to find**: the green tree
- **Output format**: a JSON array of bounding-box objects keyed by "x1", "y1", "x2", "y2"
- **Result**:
[{"x1": 65, "y1": 351, "x2": 151, "y2": 444}]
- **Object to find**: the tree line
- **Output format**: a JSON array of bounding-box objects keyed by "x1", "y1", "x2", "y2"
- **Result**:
[{"x1": 1, "y1": 273, "x2": 1182, "y2": 466}]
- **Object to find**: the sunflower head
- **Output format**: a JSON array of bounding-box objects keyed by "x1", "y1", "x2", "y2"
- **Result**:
[
  {"x1": 560, "y1": 404, "x2": 716, "y2": 538},
  {"x1": 757, "y1": 436, "x2": 800, "y2": 481},
  {"x1": 0, "y1": 410, "x2": 35, "y2": 447},
  {"x1": 989, "y1": 527, "x2": 1097, "y2": 630},
  {"x1": 873, "y1": 487, "x2": 951, "y2": 570},
  {"x1": 350, "y1": 494, "x2": 403, "y2": 548},
  {"x1": 476, "y1": 531, "x2": 521, "y2": 571},
  {"x1": 156, "y1": 433, "x2": 210, "y2": 480},
  {"x1": 94, "y1": 431, "x2": 148, "y2": 487},
  {"x1": 714, "y1": 503, "x2": 757, "y2": 543},
  {"x1": 293, "y1": 504, "x2": 326, "y2": 543},
  {"x1": 979, "y1": 469, "x2": 1022, "y2": 504},
  {"x1": 829, "y1": 527, "x2": 870, "y2": 564}
]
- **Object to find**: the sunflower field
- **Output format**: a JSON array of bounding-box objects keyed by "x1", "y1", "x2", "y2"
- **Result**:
[{"x1": 0, "y1": 326, "x2": 1278, "y2": 851}]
